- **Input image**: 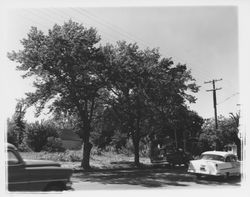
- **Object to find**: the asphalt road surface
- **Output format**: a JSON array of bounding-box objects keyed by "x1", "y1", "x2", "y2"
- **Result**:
[{"x1": 71, "y1": 167, "x2": 242, "y2": 190}]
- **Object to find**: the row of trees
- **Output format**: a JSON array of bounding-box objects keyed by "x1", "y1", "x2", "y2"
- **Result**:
[
  {"x1": 7, "y1": 20, "x2": 240, "y2": 168},
  {"x1": 7, "y1": 101, "x2": 240, "y2": 159}
]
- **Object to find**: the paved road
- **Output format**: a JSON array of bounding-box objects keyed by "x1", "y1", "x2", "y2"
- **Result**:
[{"x1": 70, "y1": 167, "x2": 242, "y2": 190}]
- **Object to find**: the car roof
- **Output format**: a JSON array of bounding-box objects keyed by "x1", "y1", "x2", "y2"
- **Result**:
[
  {"x1": 201, "y1": 151, "x2": 235, "y2": 157},
  {"x1": 6, "y1": 143, "x2": 17, "y2": 150}
]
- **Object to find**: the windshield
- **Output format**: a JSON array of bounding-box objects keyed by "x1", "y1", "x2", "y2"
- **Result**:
[{"x1": 200, "y1": 154, "x2": 225, "y2": 162}]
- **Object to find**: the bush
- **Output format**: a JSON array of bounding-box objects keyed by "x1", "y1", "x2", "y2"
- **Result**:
[
  {"x1": 43, "y1": 137, "x2": 65, "y2": 152},
  {"x1": 91, "y1": 146, "x2": 103, "y2": 156},
  {"x1": 18, "y1": 142, "x2": 33, "y2": 152},
  {"x1": 118, "y1": 139, "x2": 149, "y2": 157},
  {"x1": 25, "y1": 121, "x2": 59, "y2": 152},
  {"x1": 68, "y1": 151, "x2": 81, "y2": 162}
]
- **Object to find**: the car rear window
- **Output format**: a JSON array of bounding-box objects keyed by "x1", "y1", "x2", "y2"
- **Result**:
[{"x1": 200, "y1": 154, "x2": 225, "y2": 162}]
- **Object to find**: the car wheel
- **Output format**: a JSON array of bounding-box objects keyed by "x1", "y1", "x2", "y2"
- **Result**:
[{"x1": 223, "y1": 172, "x2": 230, "y2": 180}]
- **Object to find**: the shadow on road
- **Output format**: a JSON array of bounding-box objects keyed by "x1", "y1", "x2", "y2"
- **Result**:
[{"x1": 72, "y1": 167, "x2": 241, "y2": 188}]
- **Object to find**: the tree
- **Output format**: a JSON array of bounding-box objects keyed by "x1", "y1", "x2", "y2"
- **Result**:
[
  {"x1": 199, "y1": 114, "x2": 241, "y2": 158},
  {"x1": 8, "y1": 20, "x2": 105, "y2": 169},
  {"x1": 7, "y1": 100, "x2": 27, "y2": 147},
  {"x1": 142, "y1": 57, "x2": 200, "y2": 155},
  {"x1": 229, "y1": 112, "x2": 241, "y2": 159},
  {"x1": 172, "y1": 109, "x2": 203, "y2": 154},
  {"x1": 101, "y1": 41, "x2": 154, "y2": 166},
  {"x1": 101, "y1": 41, "x2": 200, "y2": 165}
]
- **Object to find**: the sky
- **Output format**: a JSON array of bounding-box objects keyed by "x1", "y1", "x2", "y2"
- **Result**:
[{"x1": 1, "y1": 5, "x2": 241, "y2": 122}]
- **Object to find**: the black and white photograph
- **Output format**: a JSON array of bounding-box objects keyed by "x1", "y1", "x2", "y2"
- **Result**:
[{"x1": 1, "y1": 0, "x2": 250, "y2": 195}]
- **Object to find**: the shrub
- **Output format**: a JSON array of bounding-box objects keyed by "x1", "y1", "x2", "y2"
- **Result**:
[
  {"x1": 43, "y1": 137, "x2": 65, "y2": 152},
  {"x1": 91, "y1": 146, "x2": 103, "y2": 156},
  {"x1": 18, "y1": 142, "x2": 33, "y2": 152},
  {"x1": 25, "y1": 121, "x2": 59, "y2": 152}
]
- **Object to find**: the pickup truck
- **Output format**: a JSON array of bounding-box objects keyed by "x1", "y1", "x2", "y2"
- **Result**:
[{"x1": 7, "y1": 143, "x2": 73, "y2": 191}]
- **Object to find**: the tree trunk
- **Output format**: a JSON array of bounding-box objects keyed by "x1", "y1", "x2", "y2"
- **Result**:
[
  {"x1": 174, "y1": 128, "x2": 178, "y2": 149},
  {"x1": 133, "y1": 117, "x2": 141, "y2": 167},
  {"x1": 80, "y1": 122, "x2": 92, "y2": 169},
  {"x1": 133, "y1": 137, "x2": 140, "y2": 166},
  {"x1": 81, "y1": 137, "x2": 92, "y2": 169},
  {"x1": 183, "y1": 131, "x2": 187, "y2": 152}
]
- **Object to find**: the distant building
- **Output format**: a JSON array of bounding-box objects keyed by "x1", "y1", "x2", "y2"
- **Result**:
[
  {"x1": 224, "y1": 143, "x2": 237, "y2": 155},
  {"x1": 59, "y1": 129, "x2": 82, "y2": 150}
]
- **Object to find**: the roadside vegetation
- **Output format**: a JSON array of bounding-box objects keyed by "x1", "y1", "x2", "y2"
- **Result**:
[{"x1": 19, "y1": 147, "x2": 151, "y2": 170}]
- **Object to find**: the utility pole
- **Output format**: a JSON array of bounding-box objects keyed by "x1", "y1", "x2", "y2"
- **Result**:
[{"x1": 204, "y1": 79, "x2": 222, "y2": 129}]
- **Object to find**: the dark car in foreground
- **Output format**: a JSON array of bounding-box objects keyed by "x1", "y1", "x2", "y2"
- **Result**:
[{"x1": 6, "y1": 143, "x2": 73, "y2": 192}]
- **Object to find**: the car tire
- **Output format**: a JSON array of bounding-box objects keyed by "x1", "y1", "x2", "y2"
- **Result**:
[{"x1": 223, "y1": 172, "x2": 230, "y2": 180}]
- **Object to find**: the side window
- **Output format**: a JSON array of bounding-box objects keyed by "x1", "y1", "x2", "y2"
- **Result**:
[{"x1": 8, "y1": 150, "x2": 20, "y2": 165}]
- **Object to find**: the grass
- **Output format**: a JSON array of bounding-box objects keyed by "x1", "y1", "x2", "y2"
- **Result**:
[{"x1": 20, "y1": 148, "x2": 151, "y2": 170}]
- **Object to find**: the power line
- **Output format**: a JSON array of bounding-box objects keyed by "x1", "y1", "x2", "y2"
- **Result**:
[
  {"x1": 217, "y1": 92, "x2": 239, "y2": 105},
  {"x1": 72, "y1": 8, "x2": 149, "y2": 48},
  {"x1": 82, "y1": 9, "x2": 152, "y2": 48}
]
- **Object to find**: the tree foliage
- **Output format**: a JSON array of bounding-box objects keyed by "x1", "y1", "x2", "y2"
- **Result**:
[
  {"x1": 7, "y1": 100, "x2": 27, "y2": 148},
  {"x1": 8, "y1": 20, "x2": 105, "y2": 168},
  {"x1": 198, "y1": 114, "x2": 241, "y2": 158},
  {"x1": 8, "y1": 20, "x2": 203, "y2": 167},
  {"x1": 100, "y1": 41, "x2": 200, "y2": 165},
  {"x1": 25, "y1": 120, "x2": 59, "y2": 152}
]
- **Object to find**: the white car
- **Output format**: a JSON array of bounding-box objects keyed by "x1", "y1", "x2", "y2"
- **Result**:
[{"x1": 188, "y1": 151, "x2": 241, "y2": 179}]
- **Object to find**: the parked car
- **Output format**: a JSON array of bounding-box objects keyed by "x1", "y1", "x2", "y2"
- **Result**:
[
  {"x1": 150, "y1": 148, "x2": 193, "y2": 167},
  {"x1": 6, "y1": 143, "x2": 73, "y2": 191},
  {"x1": 188, "y1": 151, "x2": 241, "y2": 179}
]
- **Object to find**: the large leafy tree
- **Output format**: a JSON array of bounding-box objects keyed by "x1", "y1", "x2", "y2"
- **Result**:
[
  {"x1": 8, "y1": 20, "x2": 105, "y2": 169},
  {"x1": 101, "y1": 41, "x2": 200, "y2": 165},
  {"x1": 142, "y1": 57, "x2": 200, "y2": 155},
  {"x1": 101, "y1": 41, "x2": 155, "y2": 166}
]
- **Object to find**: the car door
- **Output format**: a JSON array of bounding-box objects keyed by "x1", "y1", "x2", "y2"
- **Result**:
[
  {"x1": 229, "y1": 155, "x2": 240, "y2": 175},
  {"x1": 224, "y1": 155, "x2": 240, "y2": 176},
  {"x1": 7, "y1": 149, "x2": 30, "y2": 191},
  {"x1": 7, "y1": 149, "x2": 49, "y2": 191}
]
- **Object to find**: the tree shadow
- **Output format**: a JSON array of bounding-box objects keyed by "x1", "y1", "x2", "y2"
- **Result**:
[{"x1": 72, "y1": 167, "x2": 241, "y2": 189}]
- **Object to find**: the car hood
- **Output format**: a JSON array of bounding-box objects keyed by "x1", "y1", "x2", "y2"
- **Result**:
[{"x1": 24, "y1": 159, "x2": 61, "y2": 167}]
